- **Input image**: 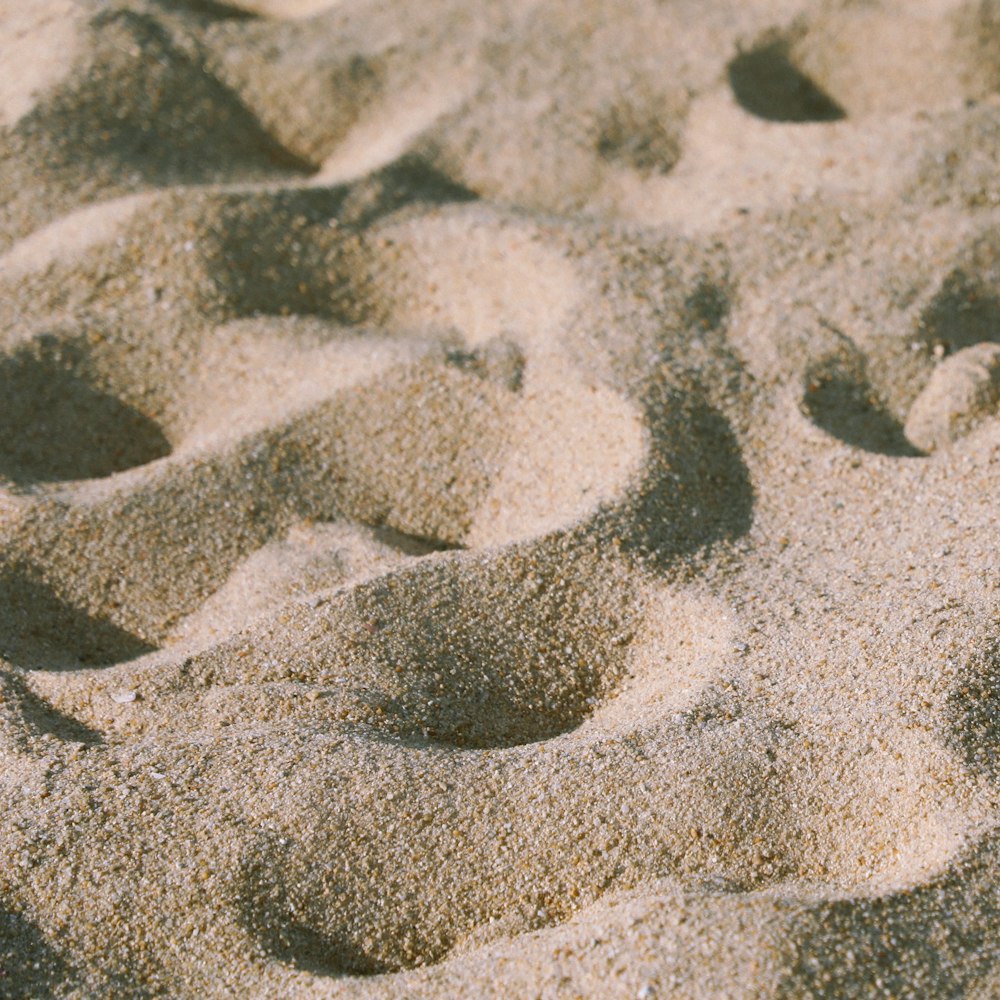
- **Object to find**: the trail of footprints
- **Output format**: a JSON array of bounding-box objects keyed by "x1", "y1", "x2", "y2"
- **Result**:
[
  {"x1": 4, "y1": 0, "x2": 1000, "y2": 239},
  {"x1": 0, "y1": 0, "x2": 999, "y2": 994}
]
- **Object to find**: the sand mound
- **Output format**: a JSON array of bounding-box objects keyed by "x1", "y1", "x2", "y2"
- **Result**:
[{"x1": 0, "y1": 0, "x2": 998, "y2": 997}]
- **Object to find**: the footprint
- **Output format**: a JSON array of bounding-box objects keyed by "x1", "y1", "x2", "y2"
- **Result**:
[
  {"x1": 231, "y1": 708, "x2": 802, "y2": 978},
  {"x1": 722, "y1": 0, "x2": 1000, "y2": 136},
  {"x1": 781, "y1": 312, "x2": 926, "y2": 458},
  {"x1": 783, "y1": 225, "x2": 1000, "y2": 457},
  {"x1": 133, "y1": 546, "x2": 640, "y2": 748},
  {"x1": 728, "y1": 4, "x2": 999, "y2": 126}
]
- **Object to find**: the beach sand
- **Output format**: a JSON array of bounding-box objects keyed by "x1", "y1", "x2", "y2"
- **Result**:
[{"x1": 0, "y1": 0, "x2": 998, "y2": 996}]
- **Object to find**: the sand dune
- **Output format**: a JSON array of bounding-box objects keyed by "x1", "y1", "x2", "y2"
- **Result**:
[{"x1": 0, "y1": 0, "x2": 998, "y2": 997}]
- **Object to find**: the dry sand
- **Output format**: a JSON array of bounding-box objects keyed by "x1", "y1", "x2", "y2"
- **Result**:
[{"x1": 0, "y1": 0, "x2": 999, "y2": 996}]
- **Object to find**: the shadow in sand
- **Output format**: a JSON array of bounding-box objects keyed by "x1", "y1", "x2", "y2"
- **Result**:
[
  {"x1": 239, "y1": 839, "x2": 435, "y2": 977},
  {"x1": 33, "y1": 9, "x2": 313, "y2": 180},
  {"x1": 0, "y1": 905, "x2": 78, "y2": 1000},
  {"x1": 779, "y1": 827, "x2": 1000, "y2": 998},
  {"x1": 728, "y1": 41, "x2": 846, "y2": 124},
  {"x1": 206, "y1": 159, "x2": 477, "y2": 320},
  {"x1": 946, "y1": 637, "x2": 1000, "y2": 781},
  {"x1": 0, "y1": 568, "x2": 155, "y2": 670},
  {"x1": 802, "y1": 364, "x2": 924, "y2": 457},
  {"x1": 0, "y1": 669, "x2": 103, "y2": 745},
  {"x1": 0, "y1": 348, "x2": 171, "y2": 484},
  {"x1": 613, "y1": 389, "x2": 754, "y2": 573},
  {"x1": 921, "y1": 278, "x2": 1000, "y2": 359}
]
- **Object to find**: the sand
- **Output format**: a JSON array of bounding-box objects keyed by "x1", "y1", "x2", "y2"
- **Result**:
[{"x1": 0, "y1": 0, "x2": 998, "y2": 996}]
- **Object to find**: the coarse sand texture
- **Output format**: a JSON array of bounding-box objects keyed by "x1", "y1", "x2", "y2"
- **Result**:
[{"x1": 0, "y1": 0, "x2": 999, "y2": 997}]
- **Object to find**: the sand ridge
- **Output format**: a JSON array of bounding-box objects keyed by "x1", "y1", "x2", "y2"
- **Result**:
[{"x1": 0, "y1": 0, "x2": 998, "y2": 997}]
